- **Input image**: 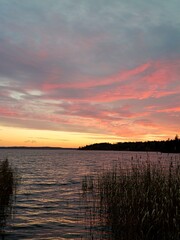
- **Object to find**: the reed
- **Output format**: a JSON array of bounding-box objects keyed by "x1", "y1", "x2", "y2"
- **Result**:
[
  {"x1": 0, "y1": 159, "x2": 17, "y2": 229},
  {"x1": 82, "y1": 161, "x2": 180, "y2": 239}
]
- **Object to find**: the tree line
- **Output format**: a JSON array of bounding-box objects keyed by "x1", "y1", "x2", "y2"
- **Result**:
[{"x1": 79, "y1": 135, "x2": 180, "y2": 153}]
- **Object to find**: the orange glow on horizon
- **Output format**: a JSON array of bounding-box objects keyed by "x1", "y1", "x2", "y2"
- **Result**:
[{"x1": 0, "y1": 125, "x2": 177, "y2": 148}]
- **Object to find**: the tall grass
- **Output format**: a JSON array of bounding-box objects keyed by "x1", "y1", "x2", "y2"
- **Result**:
[
  {"x1": 82, "y1": 161, "x2": 180, "y2": 239},
  {"x1": 0, "y1": 159, "x2": 17, "y2": 229}
]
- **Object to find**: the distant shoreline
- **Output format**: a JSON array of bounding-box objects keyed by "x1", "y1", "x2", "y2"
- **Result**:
[{"x1": 0, "y1": 146, "x2": 76, "y2": 150}]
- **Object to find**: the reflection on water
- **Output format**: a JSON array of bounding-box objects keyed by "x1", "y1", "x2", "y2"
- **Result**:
[{"x1": 0, "y1": 150, "x2": 179, "y2": 239}]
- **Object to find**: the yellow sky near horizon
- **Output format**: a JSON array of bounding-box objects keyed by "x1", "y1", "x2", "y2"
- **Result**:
[
  {"x1": 0, "y1": 125, "x2": 123, "y2": 148},
  {"x1": 0, "y1": 125, "x2": 175, "y2": 148},
  {"x1": 0, "y1": 126, "x2": 85, "y2": 148}
]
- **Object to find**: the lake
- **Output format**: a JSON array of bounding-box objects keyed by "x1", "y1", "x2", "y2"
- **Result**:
[{"x1": 0, "y1": 149, "x2": 179, "y2": 239}]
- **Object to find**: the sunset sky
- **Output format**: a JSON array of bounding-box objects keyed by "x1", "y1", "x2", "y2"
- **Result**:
[{"x1": 0, "y1": 0, "x2": 180, "y2": 148}]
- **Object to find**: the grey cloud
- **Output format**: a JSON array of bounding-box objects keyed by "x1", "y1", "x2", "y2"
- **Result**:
[
  {"x1": 0, "y1": 116, "x2": 107, "y2": 135},
  {"x1": 25, "y1": 140, "x2": 36, "y2": 144},
  {"x1": 1, "y1": 0, "x2": 180, "y2": 88},
  {"x1": 57, "y1": 101, "x2": 135, "y2": 121},
  {"x1": 138, "y1": 24, "x2": 180, "y2": 60}
]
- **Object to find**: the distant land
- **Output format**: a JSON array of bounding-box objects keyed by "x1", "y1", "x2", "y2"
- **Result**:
[
  {"x1": 79, "y1": 136, "x2": 180, "y2": 153},
  {"x1": 0, "y1": 146, "x2": 76, "y2": 150},
  {"x1": 1, "y1": 136, "x2": 180, "y2": 153}
]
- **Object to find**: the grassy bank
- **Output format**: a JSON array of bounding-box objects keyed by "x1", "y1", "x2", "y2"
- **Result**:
[
  {"x1": 82, "y1": 161, "x2": 180, "y2": 239},
  {"x1": 0, "y1": 159, "x2": 17, "y2": 229}
]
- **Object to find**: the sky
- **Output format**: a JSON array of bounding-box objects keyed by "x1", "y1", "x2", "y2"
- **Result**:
[{"x1": 0, "y1": 0, "x2": 180, "y2": 148}]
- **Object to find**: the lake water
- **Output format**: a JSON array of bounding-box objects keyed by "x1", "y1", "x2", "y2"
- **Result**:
[{"x1": 0, "y1": 149, "x2": 179, "y2": 239}]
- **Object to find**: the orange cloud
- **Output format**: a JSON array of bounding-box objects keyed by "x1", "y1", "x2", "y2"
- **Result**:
[{"x1": 158, "y1": 107, "x2": 180, "y2": 113}]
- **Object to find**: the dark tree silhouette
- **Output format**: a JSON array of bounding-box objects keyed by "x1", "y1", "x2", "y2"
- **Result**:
[{"x1": 79, "y1": 135, "x2": 180, "y2": 153}]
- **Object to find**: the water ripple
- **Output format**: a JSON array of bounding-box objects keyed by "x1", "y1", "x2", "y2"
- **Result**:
[{"x1": 0, "y1": 149, "x2": 179, "y2": 239}]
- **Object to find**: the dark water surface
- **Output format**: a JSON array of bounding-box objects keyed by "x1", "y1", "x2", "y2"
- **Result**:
[{"x1": 0, "y1": 149, "x2": 179, "y2": 239}]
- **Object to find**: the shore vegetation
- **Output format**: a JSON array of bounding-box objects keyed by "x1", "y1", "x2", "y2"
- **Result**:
[
  {"x1": 0, "y1": 159, "x2": 17, "y2": 230},
  {"x1": 82, "y1": 161, "x2": 180, "y2": 239}
]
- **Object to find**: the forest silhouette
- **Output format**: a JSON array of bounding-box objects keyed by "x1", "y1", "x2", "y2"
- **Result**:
[{"x1": 79, "y1": 135, "x2": 180, "y2": 153}]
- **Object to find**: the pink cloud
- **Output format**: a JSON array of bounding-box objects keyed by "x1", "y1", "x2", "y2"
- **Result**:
[
  {"x1": 1, "y1": 55, "x2": 179, "y2": 141},
  {"x1": 0, "y1": 107, "x2": 21, "y2": 118},
  {"x1": 157, "y1": 107, "x2": 180, "y2": 113},
  {"x1": 40, "y1": 58, "x2": 180, "y2": 104},
  {"x1": 134, "y1": 119, "x2": 158, "y2": 128},
  {"x1": 89, "y1": 59, "x2": 180, "y2": 102},
  {"x1": 42, "y1": 62, "x2": 150, "y2": 91}
]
